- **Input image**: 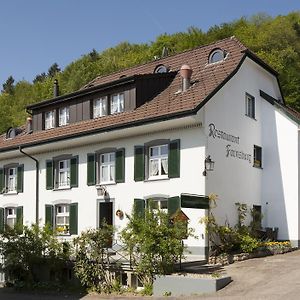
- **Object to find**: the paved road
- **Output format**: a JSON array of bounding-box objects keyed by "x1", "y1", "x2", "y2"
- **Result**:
[{"x1": 1, "y1": 250, "x2": 300, "y2": 299}]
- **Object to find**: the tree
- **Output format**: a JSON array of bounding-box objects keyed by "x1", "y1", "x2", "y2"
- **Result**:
[
  {"x1": 33, "y1": 72, "x2": 47, "y2": 84},
  {"x1": 47, "y1": 63, "x2": 61, "y2": 77},
  {"x1": 2, "y1": 76, "x2": 15, "y2": 94}
]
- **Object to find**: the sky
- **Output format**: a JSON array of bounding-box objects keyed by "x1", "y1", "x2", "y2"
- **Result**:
[{"x1": 0, "y1": 0, "x2": 299, "y2": 86}]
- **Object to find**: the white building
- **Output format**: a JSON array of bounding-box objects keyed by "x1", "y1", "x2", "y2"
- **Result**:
[{"x1": 0, "y1": 37, "x2": 298, "y2": 257}]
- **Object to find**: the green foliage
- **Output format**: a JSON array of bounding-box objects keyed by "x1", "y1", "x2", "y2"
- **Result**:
[
  {"x1": 0, "y1": 12, "x2": 299, "y2": 133},
  {"x1": 73, "y1": 224, "x2": 117, "y2": 293},
  {"x1": 0, "y1": 224, "x2": 70, "y2": 288},
  {"x1": 240, "y1": 234, "x2": 260, "y2": 253},
  {"x1": 120, "y1": 206, "x2": 193, "y2": 287}
]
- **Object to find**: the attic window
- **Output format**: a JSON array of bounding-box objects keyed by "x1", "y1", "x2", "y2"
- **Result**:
[
  {"x1": 6, "y1": 128, "x2": 16, "y2": 139},
  {"x1": 154, "y1": 65, "x2": 168, "y2": 74},
  {"x1": 208, "y1": 49, "x2": 226, "y2": 64}
]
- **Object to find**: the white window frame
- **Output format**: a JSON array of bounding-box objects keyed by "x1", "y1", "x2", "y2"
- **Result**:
[
  {"x1": 59, "y1": 107, "x2": 70, "y2": 126},
  {"x1": 149, "y1": 198, "x2": 168, "y2": 211},
  {"x1": 6, "y1": 207, "x2": 16, "y2": 228},
  {"x1": 110, "y1": 93, "x2": 124, "y2": 114},
  {"x1": 58, "y1": 159, "x2": 70, "y2": 188},
  {"x1": 245, "y1": 93, "x2": 255, "y2": 119},
  {"x1": 55, "y1": 204, "x2": 70, "y2": 234},
  {"x1": 45, "y1": 110, "x2": 55, "y2": 129},
  {"x1": 7, "y1": 167, "x2": 17, "y2": 192},
  {"x1": 148, "y1": 144, "x2": 168, "y2": 179},
  {"x1": 99, "y1": 152, "x2": 115, "y2": 184},
  {"x1": 93, "y1": 97, "x2": 108, "y2": 118}
]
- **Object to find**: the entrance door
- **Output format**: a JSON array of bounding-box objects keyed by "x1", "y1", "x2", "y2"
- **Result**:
[{"x1": 99, "y1": 201, "x2": 113, "y2": 227}]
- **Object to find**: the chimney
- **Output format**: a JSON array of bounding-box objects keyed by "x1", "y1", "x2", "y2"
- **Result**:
[
  {"x1": 180, "y1": 64, "x2": 193, "y2": 92},
  {"x1": 53, "y1": 79, "x2": 59, "y2": 97},
  {"x1": 26, "y1": 116, "x2": 32, "y2": 133}
]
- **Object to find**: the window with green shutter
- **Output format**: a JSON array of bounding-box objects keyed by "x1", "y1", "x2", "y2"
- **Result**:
[
  {"x1": 46, "y1": 160, "x2": 53, "y2": 190},
  {"x1": 168, "y1": 196, "x2": 181, "y2": 217},
  {"x1": 134, "y1": 198, "x2": 145, "y2": 218},
  {"x1": 168, "y1": 139, "x2": 180, "y2": 178},
  {"x1": 115, "y1": 148, "x2": 125, "y2": 183},
  {"x1": 87, "y1": 153, "x2": 96, "y2": 186},
  {"x1": 69, "y1": 203, "x2": 78, "y2": 235},
  {"x1": 134, "y1": 146, "x2": 145, "y2": 181},
  {"x1": 45, "y1": 205, "x2": 54, "y2": 229},
  {"x1": 16, "y1": 206, "x2": 23, "y2": 234},
  {"x1": 70, "y1": 156, "x2": 78, "y2": 187},
  {"x1": 0, "y1": 208, "x2": 4, "y2": 233},
  {"x1": 17, "y1": 164, "x2": 24, "y2": 193}
]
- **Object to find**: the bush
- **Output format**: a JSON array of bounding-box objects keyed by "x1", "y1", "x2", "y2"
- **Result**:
[
  {"x1": 240, "y1": 234, "x2": 260, "y2": 253},
  {"x1": 73, "y1": 224, "x2": 117, "y2": 293},
  {"x1": 0, "y1": 224, "x2": 70, "y2": 288}
]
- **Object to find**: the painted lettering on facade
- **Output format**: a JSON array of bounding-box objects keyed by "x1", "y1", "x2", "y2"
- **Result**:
[
  {"x1": 226, "y1": 144, "x2": 252, "y2": 163},
  {"x1": 208, "y1": 123, "x2": 240, "y2": 144}
]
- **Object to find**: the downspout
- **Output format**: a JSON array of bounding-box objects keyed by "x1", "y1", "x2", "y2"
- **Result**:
[{"x1": 19, "y1": 146, "x2": 39, "y2": 225}]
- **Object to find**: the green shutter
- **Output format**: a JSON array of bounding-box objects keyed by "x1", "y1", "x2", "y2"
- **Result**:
[
  {"x1": 0, "y1": 168, "x2": 4, "y2": 194},
  {"x1": 134, "y1": 198, "x2": 145, "y2": 218},
  {"x1": 87, "y1": 153, "x2": 96, "y2": 186},
  {"x1": 168, "y1": 196, "x2": 181, "y2": 217},
  {"x1": 69, "y1": 203, "x2": 78, "y2": 235},
  {"x1": 17, "y1": 164, "x2": 24, "y2": 193},
  {"x1": 0, "y1": 208, "x2": 4, "y2": 233},
  {"x1": 16, "y1": 206, "x2": 23, "y2": 234},
  {"x1": 46, "y1": 160, "x2": 53, "y2": 190},
  {"x1": 45, "y1": 205, "x2": 54, "y2": 229},
  {"x1": 115, "y1": 148, "x2": 125, "y2": 183},
  {"x1": 134, "y1": 146, "x2": 144, "y2": 181},
  {"x1": 70, "y1": 156, "x2": 78, "y2": 188},
  {"x1": 168, "y1": 139, "x2": 180, "y2": 178}
]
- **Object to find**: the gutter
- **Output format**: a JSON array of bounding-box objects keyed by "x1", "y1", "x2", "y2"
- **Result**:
[{"x1": 19, "y1": 147, "x2": 39, "y2": 225}]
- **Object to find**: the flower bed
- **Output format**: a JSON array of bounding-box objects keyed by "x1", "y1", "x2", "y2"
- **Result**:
[{"x1": 209, "y1": 241, "x2": 293, "y2": 265}]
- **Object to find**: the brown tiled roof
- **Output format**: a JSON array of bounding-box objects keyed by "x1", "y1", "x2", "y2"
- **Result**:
[{"x1": 0, "y1": 36, "x2": 272, "y2": 152}]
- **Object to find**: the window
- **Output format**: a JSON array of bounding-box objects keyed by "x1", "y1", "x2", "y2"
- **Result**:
[
  {"x1": 111, "y1": 93, "x2": 124, "y2": 114},
  {"x1": 154, "y1": 64, "x2": 168, "y2": 73},
  {"x1": 58, "y1": 160, "x2": 70, "y2": 188},
  {"x1": 245, "y1": 93, "x2": 255, "y2": 119},
  {"x1": 0, "y1": 165, "x2": 24, "y2": 194},
  {"x1": 253, "y1": 145, "x2": 262, "y2": 168},
  {"x1": 99, "y1": 152, "x2": 115, "y2": 184},
  {"x1": 93, "y1": 97, "x2": 108, "y2": 118},
  {"x1": 5, "y1": 207, "x2": 16, "y2": 228},
  {"x1": 45, "y1": 110, "x2": 55, "y2": 129},
  {"x1": 45, "y1": 203, "x2": 78, "y2": 235},
  {"x1": 208, "y1": 49, "x2": 226, "y2": 64},
  {"x1": 148, "y1": 198, "x2": 168, "y2": 211},
  {"x1": 134, "y1": 140, "x2": 180, "y2": 182},
  {"x1": 55, "y1": 204, "x2": 70, "y2": 234},
  {"x1": 149, "y1": 145, "x2": 168, "y2": 179},
  {"x1": 87, "y1": 149, "x2": 125, "y2": 186},
  {"x1": 46, "y1": 156, "x2": 78, "y2": 190},
  {"x1": 7, "y1": 167, "x2": 17, "y2": 192},
  {"x1": 59, "y1": 107, "x2": 70, "y2": 126}
]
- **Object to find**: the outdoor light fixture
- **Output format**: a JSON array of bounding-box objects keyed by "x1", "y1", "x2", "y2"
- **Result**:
[{"x1": 203, "y1": 155, "x2": 215, "y2": 176}]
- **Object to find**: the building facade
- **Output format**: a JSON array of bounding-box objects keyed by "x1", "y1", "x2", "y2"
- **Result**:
[{"x1": 0, "y1": 37, "x2": 299, "y2": 257}]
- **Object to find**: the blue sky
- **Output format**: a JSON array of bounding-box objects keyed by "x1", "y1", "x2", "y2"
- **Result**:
[{"x1": 0, "y1": 0, "x2": 299, "y2": 86}]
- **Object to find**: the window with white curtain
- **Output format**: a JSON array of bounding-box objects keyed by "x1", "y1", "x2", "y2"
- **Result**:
[
  {"x1": 45, "y1": 110, "x2": 55, "y2": 129},
  {"x1": 55, "y1": 204, "x2": 70, "y2": 234},
  {"x1": 149, "y1": 144, "x2": 168, "y2": 179},
  {"x1": 99, "y1": 152, "x2": 115, "y2": 183},
  {"x1": 58, "y1": 159, "x2": 70, "y2": 187},
  {"x1": 110, "y1": 93, "x2": 124, "y2": 114},
  {"x1": 6, "y1": 207, "x2": 16, "y2": 228},
  {"x1": 93, "y1": 97, "x2": 108, "y2": 118},
  {"x1": 59, "y1": 107, "x2": 70, "y2": 126}
]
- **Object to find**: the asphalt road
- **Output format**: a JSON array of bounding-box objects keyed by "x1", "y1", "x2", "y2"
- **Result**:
[{"x1": 1, "y1": 250, "x2": 300, "y2": 300}]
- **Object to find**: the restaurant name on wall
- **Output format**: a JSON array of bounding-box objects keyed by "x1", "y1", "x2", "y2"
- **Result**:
[{"x1": 208, "y1": 123, "x2": 252, "y2": 164}]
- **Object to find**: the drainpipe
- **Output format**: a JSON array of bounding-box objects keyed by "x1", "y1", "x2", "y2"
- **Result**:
[{"x1": 19, "y1": 146, "x2": 39, "y2": 225}]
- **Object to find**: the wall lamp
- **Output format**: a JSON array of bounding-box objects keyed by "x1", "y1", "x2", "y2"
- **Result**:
[{"x1": 203, "y1": 155, "x2": 215, "y2": 176}]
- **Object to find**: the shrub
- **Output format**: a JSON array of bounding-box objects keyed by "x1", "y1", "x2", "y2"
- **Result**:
[
  {"x1": 240, "y1": 234, "x2": 260, "y2": 253},
  {"x1": 0, "y1": 224, "x2": 70, "y2": 288}
]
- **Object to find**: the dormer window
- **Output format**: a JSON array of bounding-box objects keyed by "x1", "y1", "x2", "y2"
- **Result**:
[
  {"x1": 45, "y1": 110, "x2": 55, "y2": 129},
  {"x1": 154, "y1": 64, "x2": 168, "y2": 73},
  {"x1": 59, "y1": 107, "x2": 69, "y2": 126},
  {"x1": 111, "y1": 93, "x2": 124, "y2": 114},
  {"x1": 208, "y1": 49, "x2": 226, "y2": 64},
  {"x1": 93, "y1": 97, "x2": 108, "y2": 118}
]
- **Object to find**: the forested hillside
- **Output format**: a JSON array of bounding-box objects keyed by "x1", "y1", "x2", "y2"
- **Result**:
[{"x1": 0, "y1": 12, "x2": 299, "y2": 133}]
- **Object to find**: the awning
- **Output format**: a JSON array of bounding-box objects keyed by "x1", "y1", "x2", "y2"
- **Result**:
[{"x1": 180, "y1": 193, "x2": 209, "y2": 209}]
